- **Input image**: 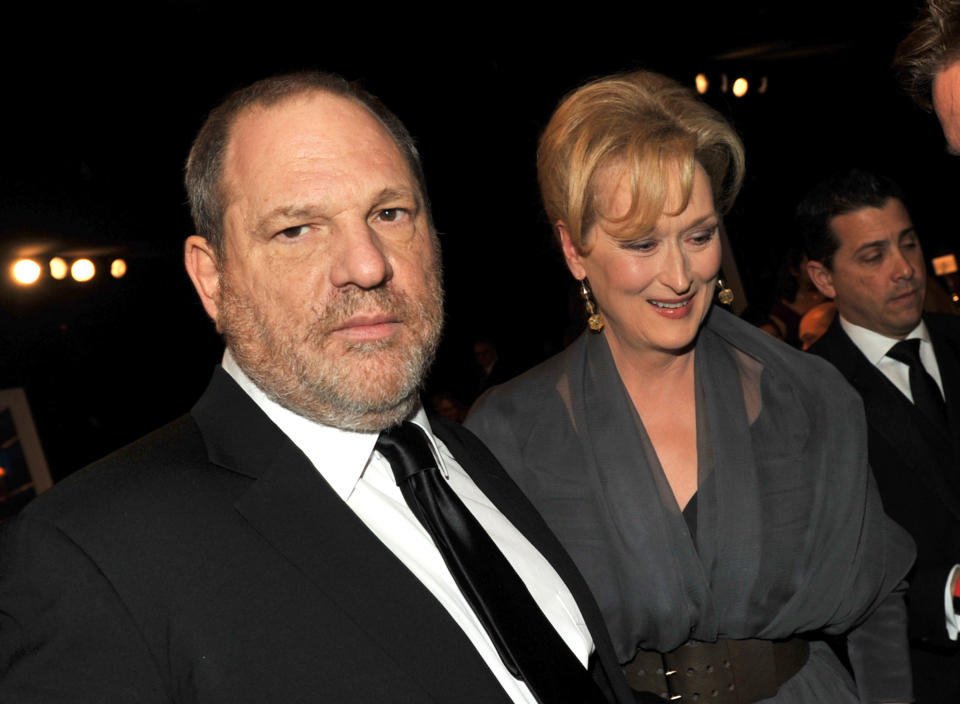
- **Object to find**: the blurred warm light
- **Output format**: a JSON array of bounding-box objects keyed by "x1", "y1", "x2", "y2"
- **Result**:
[
  {"x1": 71, "y1": 259, "x2": 96, "y2": 282},
  {"x1": 758, "y1": 76, "x2": 769, "y2": 94},
  {"x1": 933, "y1": 253, "x2": 958, "y2": 275},
  {"x1": 732, "y1": 77, "x2": 749, "y2": 98},
  {"x1": 695, "y1": 73, "x2": 709, "y2": 94},
  {"x1": 12, "y1": 259, "x2": 42, "y2": 285},
  {"x1": 50, "y1": 257, "x2": 68, "y2": 279},
  {"x1": 110, "y1": 259, "x2": 127, "y2": 278},
  {"x1": 720, "y1": 74, "x2": 729, "y2": 93}
]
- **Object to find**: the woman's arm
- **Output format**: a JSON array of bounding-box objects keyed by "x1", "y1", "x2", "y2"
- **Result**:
[{"x1": 846, "y1": 580, "x2": 913, "y2": 703}]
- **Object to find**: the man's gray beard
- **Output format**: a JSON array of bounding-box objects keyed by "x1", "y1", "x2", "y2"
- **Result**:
[{"x1": 218, "y1": 274, "x2": 443, "y2": 433}]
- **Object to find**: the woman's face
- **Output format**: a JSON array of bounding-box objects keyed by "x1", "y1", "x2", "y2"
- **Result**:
[{"x1": 562, "y1": 163, "x2": 722, "y2": 359}]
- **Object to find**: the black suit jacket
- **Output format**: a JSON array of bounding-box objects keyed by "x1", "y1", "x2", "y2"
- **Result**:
[
  {"x1": 0, "y1": 368, "x2": 636, "y2": 704},
  {"x1": 810, "y1": 314, "x2": 960, "y2": 700}
]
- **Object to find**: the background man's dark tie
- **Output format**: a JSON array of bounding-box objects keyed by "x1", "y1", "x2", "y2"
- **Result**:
[{"x1": 887, "y1": 338, "x2": 948, "y2": 435}]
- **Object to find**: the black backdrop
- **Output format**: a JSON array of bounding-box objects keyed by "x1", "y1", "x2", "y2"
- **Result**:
[{"x1": 2, "y1": 2, "x2": 957, "y2": 480}]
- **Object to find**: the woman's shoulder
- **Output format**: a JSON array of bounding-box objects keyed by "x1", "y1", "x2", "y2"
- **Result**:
[
  {"x1": 466, "y1": 334, "x2": 587, "y2": 440},
  {"x1": 706, "y1": 307, "x2": 860, "y2": 404},
  {"x1": 473, "y1": 337, "x2": 579, "y2": 407}
]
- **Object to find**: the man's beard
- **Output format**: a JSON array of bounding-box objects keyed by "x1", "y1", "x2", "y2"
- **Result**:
[{"x1": 217, "y1": 269, "x2": 443, "y2": 433}]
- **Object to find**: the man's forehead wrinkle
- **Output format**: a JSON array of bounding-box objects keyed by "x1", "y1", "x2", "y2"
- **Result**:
[{"x1": 223, "y1": 123, "x2": 416, "y2": 240}]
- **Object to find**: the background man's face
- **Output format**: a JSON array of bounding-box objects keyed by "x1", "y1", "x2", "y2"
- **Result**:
[
  {"x1": 933, "y1": 61, "x2": 960, "y2": 154},
  {"x1": 211, "y1": 92, "x2": 443, "y2": 431},
  {"x1": 810, "y1": 198, "x2": 925, "y2": 339}
]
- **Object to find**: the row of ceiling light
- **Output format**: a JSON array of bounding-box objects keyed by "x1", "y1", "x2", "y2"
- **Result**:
[
  {"x1": 11, "y1": 257, "x2": 127, "y2": 285},
  {"x1": 695, "y1": 73, "x2": 768, "y2": 98}
]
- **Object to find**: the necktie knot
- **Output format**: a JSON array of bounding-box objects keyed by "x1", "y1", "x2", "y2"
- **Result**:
[
  {"x1": 885, "y1": 336, "x2": 948, "y2": 434},
  {"x1": 376, "y1": 422, "x2": 437, "y2": 484},
  {"x1": 886, "y1": 338, "x2": 922, "y2": 366}
]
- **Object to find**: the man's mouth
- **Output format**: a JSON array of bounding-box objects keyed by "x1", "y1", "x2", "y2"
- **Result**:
[
  {"x1": 890, "y1": 288, "x2": 921, "y2": 303},
  {"x1": 331, "y1": 313, "x2": 401, "y2": 341}
]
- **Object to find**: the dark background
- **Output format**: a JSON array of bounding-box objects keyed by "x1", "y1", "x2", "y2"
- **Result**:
[{"x1": 2, "y1": 1, "x2": 957, "y2": 481}]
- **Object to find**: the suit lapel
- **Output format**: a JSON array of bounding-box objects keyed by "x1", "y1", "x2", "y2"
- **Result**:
[
  {"x1": 192, "y1": 369, "x2": 510, "y2": 704},
  {"x1": 928, "y1": 316, "x2": 960, "y2": 459},
  {"x1": 431, "y1": 418, "x2": 634, "y2": 704},
  {"x1": 814, "y1": 322, "x2": 960, "y2": 519}
]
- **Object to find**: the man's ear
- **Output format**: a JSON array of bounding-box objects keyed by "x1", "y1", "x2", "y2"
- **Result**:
[
  {"x1": 806, "y1": 259, "x2": 837, "y2": 300},
  {"x1": 184, "y1": 235, "x2": 221, "y2": 324},
  {"x1": 557, "y1": 222, "x2": 587, "y2": 281}
]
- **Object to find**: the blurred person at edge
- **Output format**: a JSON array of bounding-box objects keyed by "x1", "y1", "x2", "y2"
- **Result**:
[{"x1": 896, "y1": 0, "x2": 960, "y2": 153}]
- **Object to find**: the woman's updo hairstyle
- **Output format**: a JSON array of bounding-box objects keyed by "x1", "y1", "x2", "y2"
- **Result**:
[{"x1": 537, "y1": 70, "x2": 745, "y2": 251}]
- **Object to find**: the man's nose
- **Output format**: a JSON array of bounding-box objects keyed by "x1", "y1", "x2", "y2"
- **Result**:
[
  {"x1": 891, "y1": 247, "x2": 917, "y2": 281},
  {"x1": 329, "y1": 221, "x2": 392, "y2": 290}
]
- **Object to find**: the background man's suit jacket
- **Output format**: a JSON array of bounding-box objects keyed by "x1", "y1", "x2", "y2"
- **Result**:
[
  {"x1": 810, "y1": 314, "x2": 960, "y2": 701},
  {"x1": 0, "y1": 368, "x2": 635, "y2": 704}
]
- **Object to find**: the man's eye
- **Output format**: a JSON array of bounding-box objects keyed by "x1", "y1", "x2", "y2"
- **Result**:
[
  {"x1": 378, "y1": 208, "x2": 408, "y2": 223},
  {"x1": 277, "y1": 225, "x2": 310, "y2": 239}
]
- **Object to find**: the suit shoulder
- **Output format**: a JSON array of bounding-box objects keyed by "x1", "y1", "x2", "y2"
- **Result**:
[
  {"x1": 22, "y1": 414, "x2": 233, "y2": 532},
  {"x1": 431, "y1": 416, "x2": 511, "y2": 477},
  {"x1": 708, "y1": 309, "x2": 860, "y2": 405}
]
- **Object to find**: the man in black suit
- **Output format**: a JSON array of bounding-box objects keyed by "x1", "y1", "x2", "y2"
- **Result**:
[
  {"x1": 801, "y1": 168, "x2": 960, "y2": 701},
  {"x1": 0, "y1": 72, "x2": 640, "y2": 704}
]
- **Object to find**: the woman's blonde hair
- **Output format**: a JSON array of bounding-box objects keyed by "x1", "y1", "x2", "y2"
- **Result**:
[{"x1": 537, "y1": 70, "x2": 745, "y2": 251}]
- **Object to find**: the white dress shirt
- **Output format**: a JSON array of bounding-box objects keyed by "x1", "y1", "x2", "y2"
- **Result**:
[
  {"x1": 840, "y1": 318, "x2": 944, "y2": 402},
  {"x1": 839, "y1": 317, "x2": 959, "y2": 639},
  {"x1": 222, "y1": 351, "x2": 594, "y2": 703}
]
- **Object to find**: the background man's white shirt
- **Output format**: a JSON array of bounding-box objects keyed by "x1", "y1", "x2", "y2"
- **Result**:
[{"x1": 839, "y1": 317, "x2": 958, "y2": 639}]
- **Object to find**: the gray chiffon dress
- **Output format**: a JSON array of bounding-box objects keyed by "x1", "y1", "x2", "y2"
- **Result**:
[{"x1": 467, "y1": 307, "x2": 916, "y2": 703}]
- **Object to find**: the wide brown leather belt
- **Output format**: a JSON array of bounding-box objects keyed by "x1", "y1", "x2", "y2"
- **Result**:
[{"x1": 622, "y1": 638, "x2": 809, "y2": 703}]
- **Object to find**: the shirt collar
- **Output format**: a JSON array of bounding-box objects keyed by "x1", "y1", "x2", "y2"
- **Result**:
[
  {"x1": 839, "y1": 316, "x2": 930, "y2": 366},
  {"x1": 221, "y1": 348, "x2": 436, "y2": 501}
]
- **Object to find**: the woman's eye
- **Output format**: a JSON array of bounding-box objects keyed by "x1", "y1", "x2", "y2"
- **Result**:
[
  {"x1": 689, "y1": 227, "x2": 718, "y2": 245},
  {"x1": 277, "y1": 225, "x2": 310, "y2": 239},
  {"x1": 625, "y1": 240, "x2": 656, "y2": 252}
]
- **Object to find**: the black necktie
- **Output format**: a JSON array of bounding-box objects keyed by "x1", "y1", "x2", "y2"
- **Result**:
[
  {"x1": 886, "y1": 338, "x2": 949, "y2": 435},
  {"x1": 375, "y1": 422, "x2": 606, "y2": 704}
]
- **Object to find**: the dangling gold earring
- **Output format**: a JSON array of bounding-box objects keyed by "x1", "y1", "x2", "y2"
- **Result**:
[
  {"x1": 579, "y1": 279, "x2": 604, "y2": 332},
  {"x1": 716, "y1": 278, "x2": 734, "y2": 306}
]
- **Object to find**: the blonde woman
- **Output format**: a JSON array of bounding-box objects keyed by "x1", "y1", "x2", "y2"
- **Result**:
[{"x1": 468, "y1": 71, "x2": 914, "y2": 703}]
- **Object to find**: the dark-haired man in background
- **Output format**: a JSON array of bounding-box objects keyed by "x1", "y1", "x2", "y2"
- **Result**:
[
  {"x1": 800, "y1": 168, "x2": 960, "y2": 701},
  {"x1": 0, "y1": 72, "x2": 642, "y2": 704}
]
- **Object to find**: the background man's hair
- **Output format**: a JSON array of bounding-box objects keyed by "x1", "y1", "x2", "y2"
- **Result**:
[
  {"x1": 185, "y1": 71, "x2": 430, "y2": 258},
  {"x1": 895, "y1": 0, "x2": 960, "y2": 110},
  {"x1": 797, "y1": 168, "x2": 905, "y2": 268}
]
